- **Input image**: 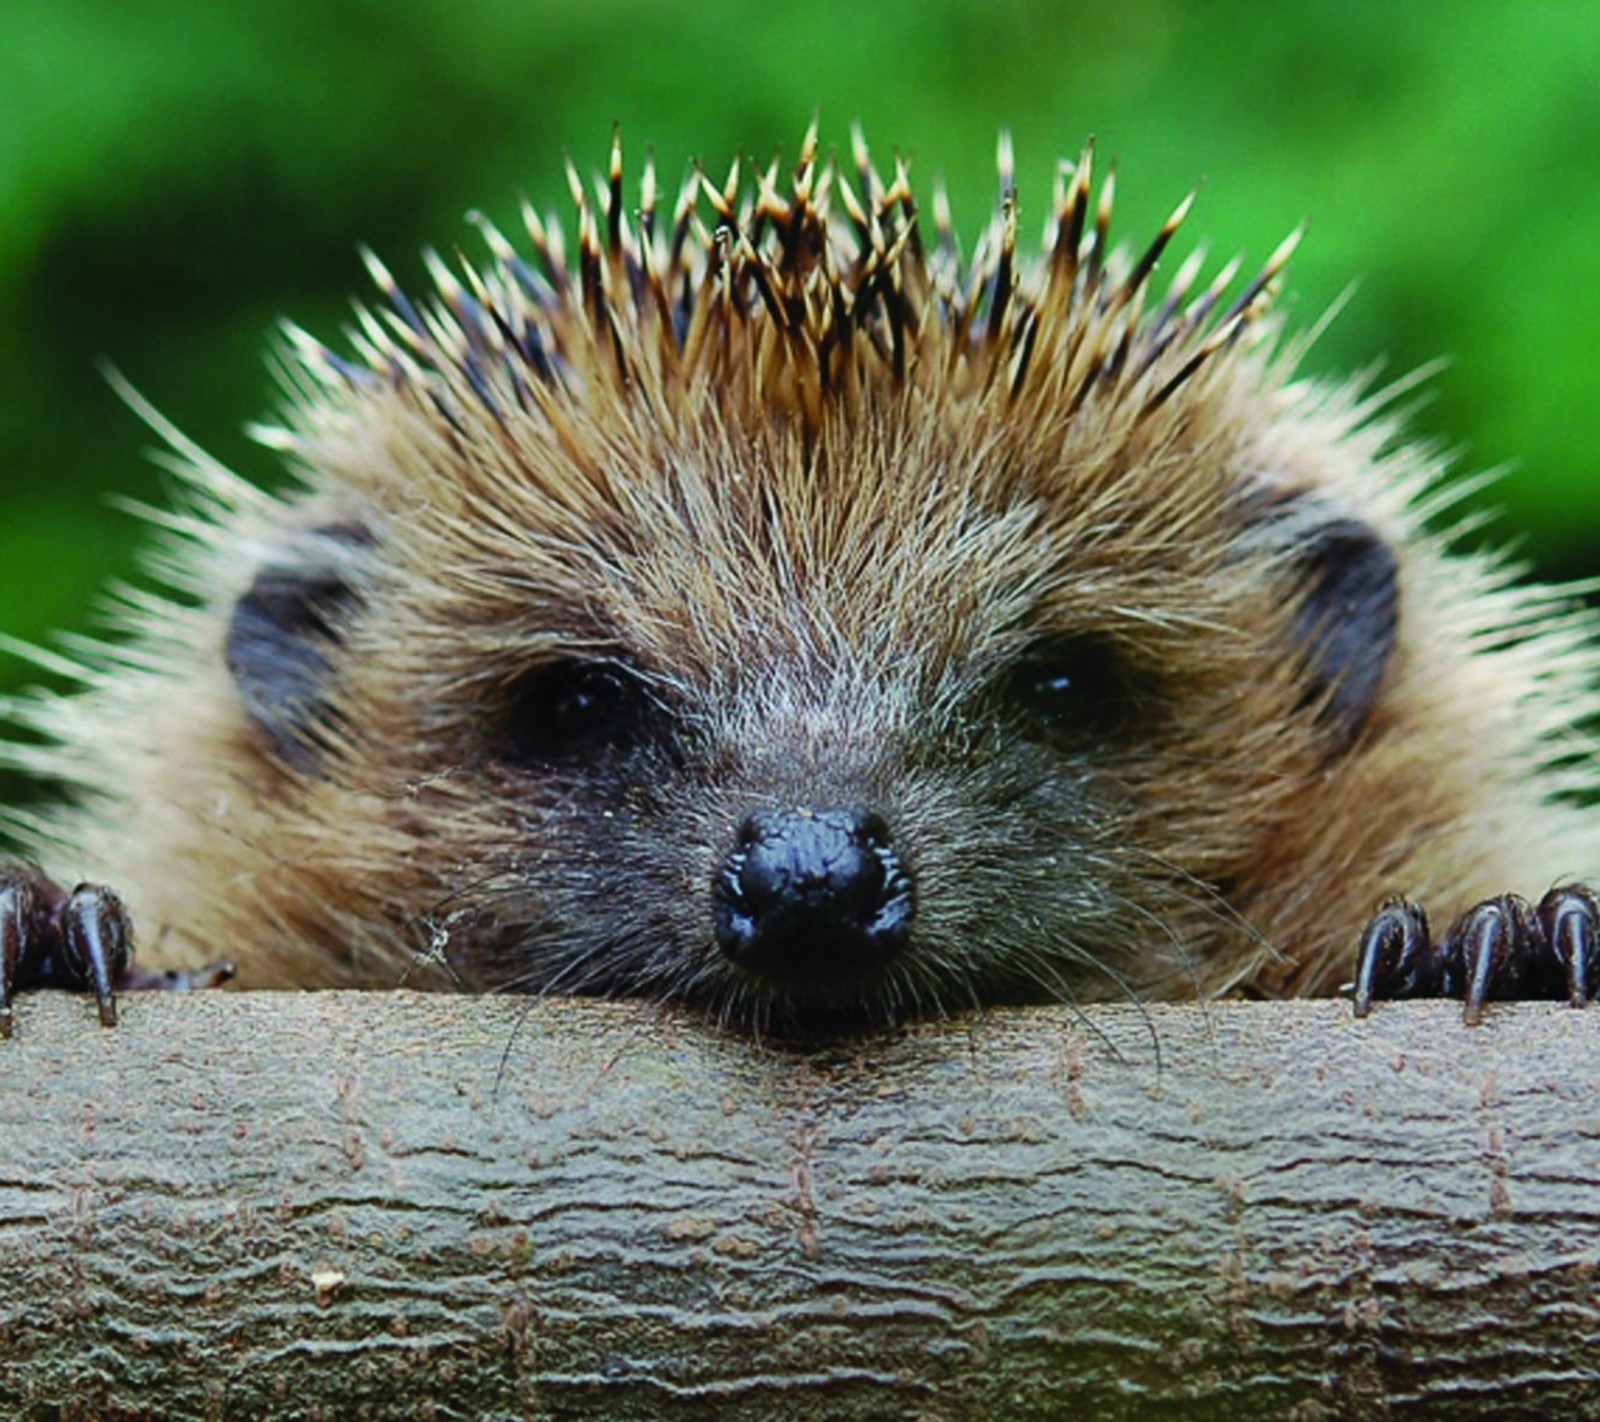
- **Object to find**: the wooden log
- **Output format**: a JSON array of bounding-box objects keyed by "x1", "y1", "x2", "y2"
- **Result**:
[{"x1": 0, "y1": 992, "x2": 1597, "y2": 1420}]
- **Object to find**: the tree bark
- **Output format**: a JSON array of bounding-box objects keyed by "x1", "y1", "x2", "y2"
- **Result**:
[{"x1": 0, "y1": 993, "x2": 1596, "y2": 1420}]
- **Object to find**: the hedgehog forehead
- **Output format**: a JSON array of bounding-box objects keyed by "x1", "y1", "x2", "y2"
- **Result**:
[
  {"x1": 529, "y1": 442, "x2": 1238, "y2": 696},
  {"x1": 578, "y1": 458, "x2": 1049, "y2": 682},
  {"x1": 358, "y1": 347, "x2": 1256, "y2": 688}
]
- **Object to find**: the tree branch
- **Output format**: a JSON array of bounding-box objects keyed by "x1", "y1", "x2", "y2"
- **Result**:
[{"x1": 1, "y1": 993, "x2": 1597, "y2": 1419}]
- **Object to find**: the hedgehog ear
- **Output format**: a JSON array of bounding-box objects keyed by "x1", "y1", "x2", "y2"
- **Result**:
[
  {"x1": 225, "y1": 522, "x2": 373, "y2": 771},
  {"x1": 1276, "y1": 511, "x2": 1400, "y2": 744}
]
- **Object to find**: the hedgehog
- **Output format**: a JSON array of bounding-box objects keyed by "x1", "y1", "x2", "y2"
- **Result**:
[{"x1": 2, "y1": 122, "x2": 1598, "y2": 1037}]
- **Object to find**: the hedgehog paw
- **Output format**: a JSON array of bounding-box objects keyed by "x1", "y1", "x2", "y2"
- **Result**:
[
  {"x1": 0, "y1": 863, "x2": 234, "y2": 1037},
  {"x1": 1352, "y1": 886, "x2": 1599, "y2": 1024}
]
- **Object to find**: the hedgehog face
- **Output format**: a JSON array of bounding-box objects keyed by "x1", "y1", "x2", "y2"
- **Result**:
[
  {"x1": 224, "y1": 405, "x2": 1400, "y2": 1030},
  {"x1": 163, "y1": 125, "x2": 1408, "y2": 1021}
]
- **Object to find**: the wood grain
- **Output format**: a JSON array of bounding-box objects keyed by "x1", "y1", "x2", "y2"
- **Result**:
[{"x1": 0, "y1": 992, "x2": 1596, "y2": 1420}]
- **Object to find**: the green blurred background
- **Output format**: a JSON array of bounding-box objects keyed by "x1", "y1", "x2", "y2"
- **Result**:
[{"x1": 2, "y1": 0, "x2": 1598, "y2": 700}]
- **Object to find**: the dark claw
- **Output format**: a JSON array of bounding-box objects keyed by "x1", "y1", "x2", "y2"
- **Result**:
[
  {"x1": 1353, "y1": 884, "x2": 1598, "y2": 1024},
  {"x1": 0, "y1": 872, "x2": 62, "y2": 1038},
  {"x1": 0, "y1": 862, "x2": 229, "y2": 1036},
  {"x1": 61, "y1": 884, "x2": 133, "y2": 1027},
  {"x1": 1540, "y1": 884, "x2": 1600, "y2": 1008},
  {"x1": 1455, "y1": 897, "x2": 1528, "y2": 1026},
  {"x1": 1352, "y1": 898, "x2": 1435, "y2": 1016},
  {"x1": 0, "y1": 876, "x2": 49, "y2": 1038}
]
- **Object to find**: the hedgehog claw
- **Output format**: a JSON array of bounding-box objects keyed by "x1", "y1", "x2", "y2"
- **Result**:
[
  {"x1": 1353, "y1": 886, "x2": 1596, "y2": 1023},
  {"x1": 1541, "y1": 884, "x2": 1600, "y2": 1008},
  {"x1": 60, "y1": 883, "x2": 134, "y2": 1026},
  {"x1": 1351, "y1": 898, "x2": 1433, "y2": 1016},
  {"x1": 0, "y1": 864, "x2": 224, "y2": 1037}
]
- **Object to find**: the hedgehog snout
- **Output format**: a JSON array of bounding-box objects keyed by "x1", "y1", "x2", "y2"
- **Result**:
[{"x1": 712, "y1": 807, "x2": 914, "y2": 985}]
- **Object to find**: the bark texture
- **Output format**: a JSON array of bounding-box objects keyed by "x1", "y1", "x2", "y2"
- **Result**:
[{"x1": 0, "y1": 993, "x2": 1597, "y2": 1421}]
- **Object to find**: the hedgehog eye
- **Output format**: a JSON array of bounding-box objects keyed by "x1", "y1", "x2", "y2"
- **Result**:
[
  {"x1": 504, "y1": 660, "x2": 646, "y2": 762},
  {"x1": 1002, "y1": 636, "x2": 1139, "y2": 743}
]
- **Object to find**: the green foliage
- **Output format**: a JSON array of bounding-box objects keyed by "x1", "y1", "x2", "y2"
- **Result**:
[{"x1": 1, "y1": 0, "x2": 1597, "y2": 683}]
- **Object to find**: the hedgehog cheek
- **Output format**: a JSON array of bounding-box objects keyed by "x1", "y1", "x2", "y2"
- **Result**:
[{"x1": 224, "y1": 522, "x2": 373, "y2": 772}]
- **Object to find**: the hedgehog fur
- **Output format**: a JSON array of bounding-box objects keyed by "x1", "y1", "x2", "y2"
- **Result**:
[{"x1": 4, "y1": 122, "x2": 1598, "y2": 1029}]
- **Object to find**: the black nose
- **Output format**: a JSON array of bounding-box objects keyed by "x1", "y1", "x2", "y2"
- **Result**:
[{"x1": 713, "y1": 807, "x2": 914, "y2": 985}]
